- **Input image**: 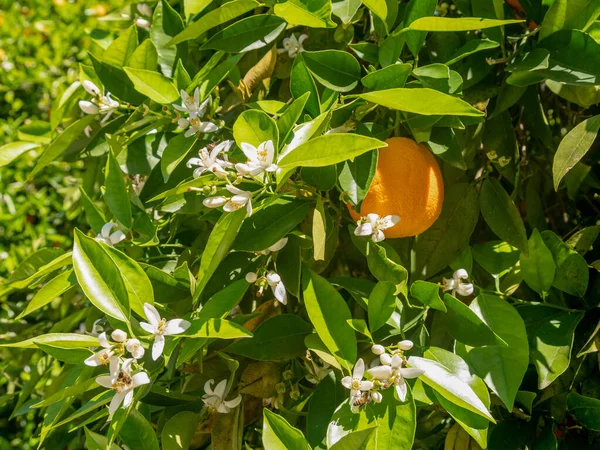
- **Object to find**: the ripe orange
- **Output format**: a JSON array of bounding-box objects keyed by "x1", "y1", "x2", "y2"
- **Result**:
[{"x1": 348, "y1": 137, "x2": 444, "y2": 238}]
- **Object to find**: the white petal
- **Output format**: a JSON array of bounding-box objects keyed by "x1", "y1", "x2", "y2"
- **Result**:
[
  {"x1": 132, "y1": 371, "x2": 151, "y2": 387},
  {"x1": 353, "y1": 358, "x2": 365, "y2": 379},
  {"x1": 204, "y1": 379, "x2": 215, "y2": 396},
  {"x1": 298, "y1": 34, "x2": 308, "y2": 45},
  {"x1": 371, "y1": 344, "x2": 385, "y2": 355},
  {"x1": 203, "y1": 196, "x2": 228, "y2": 208},
  {"x1": 457, "y1": 283, "x2": 474, "y2": 297},
  {"x1": 354, "y1": 223, "x2": 373, "y2": 237},
  {"x1": 217, "y1": 402, "x2": 230, "y2": 414},
  {"x1": 100, "y1": 222, "x2": 116, "y2": 239},
  {"x1": 109, "y1": 230, "x2": 126, "y2": 245},
  {"x1": 263, "y1": 140, "x2": 275, "y2": 164},
  {"x1": 226, "y1": 184, "x2": 246, "y2": 196},
  {"x1": 178, "y1": 118, "x2": 190, "y2": 129},
  {"x1": 366, "y1": 213, "x2": 380, "y2": 225},
  {"x1": 98, "y1": 332, "x2": 110, "y2": 348},
  {"x1": 122, "y1": 389, "x2": 134, "y2": 409},
  {"x1": 213, "y1": 379, "x2": 228, "y2": 399},
  {"x1": 121, "y1": 358, "x2": 133, "y2": 374},
  {"x1": 454, "y1": 269, "x2": 469, "y2": 281},
  {"x1": 398, "y1": 340, "x2": 414, "y2": 351},
  {"x1": 240, "y1": 142, "x2": 258, "y2": 160},
  {"x1": 341, "y1": 376, "x2": 352, "y2": 389},
  {"x1": 391, "y1": 354, "x2": 403, "y2": 369},
  {"x1": 152, "y1": 335, "x2": 165, "y2": 360},
  {"x1": 400, "y1": 367, "x2": 425, "y2": 379},
  {"x1": 246, "y1": 198, "x2": 253, "y2": 216},
  {"x1": 198, "y1": 121, "x2": 218, "y2": 133},
  {"x1": 223, "y1": 395, "x2": 242, "y2": 409},
  {"x1": 198, "y1": 96, "x2": 210, "y2": 116},
  {"x1": 96, "y1": 375, "x2": 114, "y2": 389},
  {"x1": 381, "y1": 215, "x2": 400, "y2": 228},
  {"x1": 266, "y1": 271, "x2": 281, "y2": 285},
  {"x1": 367, "y1": 365, "x2": 392, "y2": 380},
  {"x1": 79, "y1": 100, "x2": 99, "y2": 115},
  {"x1": 267, "y1": 237, "x2": 288, "y2": 252},
  {"x1": 395, "y1": 379, "x2": 408, "y2": 402},
  {"x1": 83, "y1": 80, "x2": 101, "y2": 96},
  {"x1": 359, "y1": 380, "x2": 374, "y2": 391},
  {"x1": 372, "y1": 230, "x2": 386, "y2": 242},
  {"x1": 109, "y1": 356, "x2": 120, "y2": 378},
  {"x1": 273, "y1": 281, "x2": 287, "y2": 305},
  {"x1": 143, "y1": 303, "x2": 161, "y2": 327},
  {"x1": 380, "y1": 353, "x2": 392, "y2": 365},
  {"x1": 140, "y1": 321, "x2": 156, "y2": 334},
  {"x1": 84, "y1": 351, "x2": 104, "y2": 367},
  {"x1": 165, "y1": 318, "x2": 191, "y2": 335},
  {"x1": 108, "y1": 392, "x2": 125, "y2": 417}
]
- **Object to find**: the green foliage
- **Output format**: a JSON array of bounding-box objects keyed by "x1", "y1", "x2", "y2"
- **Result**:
[{"x1": 3, "y1": 0, "x2": 600, "y2": 449}]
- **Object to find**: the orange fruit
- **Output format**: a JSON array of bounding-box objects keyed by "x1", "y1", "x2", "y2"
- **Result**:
[{"x1": 348, "y1": 137, "x2": 444, "y2": 238}]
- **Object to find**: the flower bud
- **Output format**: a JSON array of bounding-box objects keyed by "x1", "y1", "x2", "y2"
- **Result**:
[
  {"x1": 245, "y1": 272, "x2": 257, "y2": 283},
  {"x1": 371, "y1": 344, "x2": 385, "y2": 355},
  {"x1": 82, "y1": 80, "x2": 100, "y2": 96},
  {"x1": 111, "y1": 329, "x2": 127, "y2": 342},
  {"x1": 372, "y1": 391, "x2": 383, "y2": 403},
  {"x1": 79, "y1": 100, "x2": 99, "y2": 115},
  {"x1": 380, "y1": 353, "x2": 392, "y2": 365},
  {"x1": 367, "y1": 365, "x2": 393, "y2": 381},
  {"x1": 398, "y1": 340, "x2": 414, "y2": 351}
]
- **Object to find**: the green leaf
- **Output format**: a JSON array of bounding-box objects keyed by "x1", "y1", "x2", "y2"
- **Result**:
[
  {"x1": 361, "y1": 64, "x2": 412, "y2": 90},
  {"x1": 119, "y1": 409, "x2": 159, "y2": 450},
  {"x1": 567, "y1": 392, "x2": 600, "y2": 431},
  {"x1": 303, "y1": 50, "x2": 361, "y2": 92},
  {"x1": 446, "y1": 38, "x2": 499, "y2": 65},
  {"x1": 278, "y1": 93, "x2": 310, "y2": 148},
  {"x1": 278, "y1": 134, "x2": 385, "y2": 169},
  {"x1": 330, "y1": 427, "x2": 377, "y2": 450},
  {"x1": 263, "y1": 409, "x2": 311, "y2": 450},
  {"x1": 7, "y1": 248, "x2": 69, "y2": 287},
  {"x1": 471, "y1": 241, "x2": 519, "y2": 276},
  {"x1": 190, "y1": 53, "x2": 242, "y2": 100},
  {"x1": 357, "y1": 88, "x2": 484, "y2": 116},
  {"x1": 90, "y1": 54, "x2": 146, "y2": 105},
  {"x1": 161, "y1": 411, "x2": 199, "y2": 450},
  {"x1": 406, "y1": 16, "x2": 523, "y2": 31},
  {"x1": 169, "y1": 0, "x2": 260, "y2": 45},
  {"x1": 302, "y1": 266, "x2": 357, "y2": 372},
  {"x1": 180, "y1": 318, "x2": 252, "y2": 339},
  {"x1": 480, "y1": 178, "x2": 528, "y2": 253},
  {"x1": 161, "y1": 134, "x2": 197, "y2": 182},
  {"x1": 227, "y1": 315, "x2": 311, "y2": 360},
  {"x1": 291, "y1": 54, "x2": 320, "y2": 117},
  {"x1": 103, "y1": 245, "x2": 154, "y2": 317},
  {"x1": 519, "y1": 229, "x2": 556, "y2": 296},
  {"x1": 519, "y1": 305, "x2": 583, "y2": 389},
  {"x1": 552, "y1": 115, "x2": 600, "y2": 191},
  {"x1": 105, "y1": 148, "x2": 132, "y2": 227},
  {"x1": 202, "y1": 15, "x2": 287, "y2": 53},
  {"x1": 85, "y1": 428, "x2": 121, "y2": 450},
  {"x1": 313, "y1": 197, "x2": 327, "y2": 261},
  {"x1": 413, "y1": 183, "x2": 479, "y2": 279},
  {"x1": 72, "y1": 229, "x2": 130, "y2": 322},
  {"x1": 403, "y1": 0, "x2": 438, "y2": 56},
  {"x1": 274, "y1": 0, "x2": 335, "y2": 28},
  {"x1": 443, "y1": 293, "x2": 508, "y2": 347},
  {"x1": 308, "y1": 374, "x2": 346, "y2": 447},
  {"x1": 302, "y1": 165, "x2": 338, "y2": 191},
  {"x1": 0, "y1": 333, "x2": 99, "y2": 349},
  {"x1": 194, "y1": 208, "x2": 246, "y2": 301},
  {"x1": 36, "y1": 343, "x2": 91, "y2": 364},
  {"x1": 16, "y1": 270, "x2": 77, "y2": 319},
  {"x1": 151, "y1": 0, "x2": 186, "y2": 77},
  {"x1": 410, "y1": 280, "x2": 446, "y2": 311},
  {"x1": 368, "y1": 281, "x2": 397, "y2": 332},
  {"x1": 233, "y1": 109, "x2": 279, "y2": 149},
  {"x1": 30, "y1": 115, "x2": 96, "y2": 178},
  {"x1": 339, "y1": 149, "x2": 378, "y2": 206},
  {"x1": 425, "y1": 348, "x2": 490, "y2": 448},
  {"x1": 455, "y1": 294, "x2": 529, "y2": 411},
  {"x1": 0, "y1": 141, "x2": 40, "y2": 167},
  {"x1": 365, "y1": 242, "x2": 408, "y2": 295},
  {"x1": 124, "y1": 67, "x2": 179, "y2": 104},
  {"x1": 407, "y1": 356, "x2": 495, "y2": 421},
  {"x1": 539, "y1": 0, "x2": 600, "y2": 41},
  {"x1": 79, "y1": 187, "x2": 106, "y2": 234},
  {"x1": 233, "y1": 198, "x2": 309, "y2": 252},
  {"x1": 541, "y1": 230, "x2": 589, "y2": 297},
  {"x1": 128, "y1": 40, "x2": 159, "y2": 70},
  {"x1": 103, "y1": 25, "x2": 138, "y2": 67}
]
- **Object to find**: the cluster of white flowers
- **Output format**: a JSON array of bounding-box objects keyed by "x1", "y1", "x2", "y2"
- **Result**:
[
  {"x1": 84, "y1": 303, "x2": 190, "y2": 418},
  {"x1": 354, "y1": 213, "x2": 400, "y2": 243},
  {"x1": 79, "y1": 80, "x2": 119, "y2": 124},
  {"x1": 442, "y1": 268, "x2": 474, "y2": 297},
  {"x1": 245, "y1": 237, "x2": 289, "y2": 305},
  {"x1": 202, "y1": 379, "x2": 242, "y2": 414},
  {"x1": 341, "y1": 340, "x2": 424, "y2": 413}
]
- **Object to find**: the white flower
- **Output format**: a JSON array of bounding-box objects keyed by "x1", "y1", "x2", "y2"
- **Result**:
[
  {"x1": 354, "y1": 213, "x2": 400, "y2": 243},
  {"x1": 95, "y1": 222, "x2": 126, "y2": 246},
  {"x1": 173, "y1": 88, "x2": 209, "y2": 118},
  {"x1": 341, "y1": 359, "x2": 374, "y2": 405},
  {"x1": 367, "y1": 364, "x2": 393, "y2": 382},
  {"x1": 79, "y1": 81, "x2": 119, "y2": 124},
  {"x1": 85, "y1": 332, "x2": 118, "y2": 367},
  {"x1": 390, "y1": 354, "x2": 424, "y2": 402},
  {"x1": 266, "y1": 271, "x2": 287, "y2": 305},
  {"x1": 202, "y1": 379, "x2": 242, "y2": 414},
  {"x1": 235, "y1": 140, "x2": 278, "y2": 177},
  {"x1": 186, "y1": 140, "x2": 233, "y2": 179},
  {"x1": 125, "y1": 338, "x2": 145, "y2": 360},
  {"x1": 245, "y1": 272, "x2": 258, "y2": 283},
  {"x1": 96, "y1": 358, "x2": 150, "y2": 418},
  {"x1": 371, "y1": 344, "x2": 385, "y2": 355},
  {"x1": 278, "y1": 33, "x2": 308, "y2": 58},
  {"x1": 260, "y1": 237, "x2": 288, "y2": 255},
  {"x1": 111, "y1": 329, "x2": 127, "y2": 343},
  {"x1": 90, "y1": 319, "x2": 104, "y2": 336},
  {"x1": 223, "y1": 185, "x2": 253, "y2": 216},
  {"x1": 139, "y1": 303, "x2": 191, "y2": 360},
  {"x1": 178, "y1": 116, "x2": 219, "y2": 137},
  {"x1": 443, "y1": 268, "x2": 474, "y2": 297}
]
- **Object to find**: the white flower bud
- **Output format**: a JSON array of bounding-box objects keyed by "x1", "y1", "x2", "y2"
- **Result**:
[
  {"x1": 111, "y1": 329, "x2": 127, "y2": 342},
  {"x1": 79, "y1": 100, "x2": 99, "y2": 115},
  {"x1": 371, "y1": 344, "x2": 385, "y2": 355},
  {"x1": 372, "y1": 391, "x2": 383, "y2": 403},
  {"x1": 380, "y1": 353, "x2": 392, "y2": 365},
  {"x1": 203, "y1": 196, "x2": 228, "y2": 208},
  {"x1": 398, "y1": 340, "x2": 414, "y2": 351},
  {"x1": 82, "y1": 80, "x2": 100, "y2": 96},
  {"x1": 245, "y1": 272, "x2": 257, "y2": 283},
  {"x1": 367, "y1": 365, "x2": 393, "y2": 381}
]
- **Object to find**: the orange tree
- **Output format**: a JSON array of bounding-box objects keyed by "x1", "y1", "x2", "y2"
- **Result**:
[{"x1": 1, "y1": 0, "x2": 600, "y2": 449}]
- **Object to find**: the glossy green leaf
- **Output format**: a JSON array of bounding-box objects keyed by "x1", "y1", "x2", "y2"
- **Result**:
[
  {"x1": 169, "y1": 0, "x2": 260, "y2": 45},
  {"x1": 567, "y1": 392, "x2": 600, "y2": 431},
  {"x1": 313, "y1": 197, "x2": 327, "y2": 261},
  {"x1": 480, "y1": 178, "x2": 528, "y2": 253},
  {"x1": 161, "y1": 411, "x2": 199, "y2": 450},
  {"x1": 263, "y1": 409, "x2": 310, "y2": 450},
  {"x1": 104, "y1": 148, "x2": 132, "y2": 227},
  {"x1": 124, "y1": 67, "x2": 179, "y2": 104},
  {"x1": 90, "y1": 54, "x2": 146, "y2": 105},
  {"x1": 233, "y1": 109, "x2": 279, "y2": 149},
  {"x1": 151, "y1": 0, "x2": 186, "y2": 77},
  {"x1": 290, "y1": 54, "x2": 320, "y2": 117},
  {"x1": 202, "y1": 15, "x2": 286, "y2": 53},
  {"x1": 361, "y1": 64, "x2": 412, "y2": 90},
  {"x1": 0, "y1": 333, "x2": 99, "y2": 349},
  {"x1": 471, "y1": 241, "x2": 519, "y2": 276},
  {"x1": 455, "y1": 294, "x2": 528, "y2": 411},
  {"x1": 409, "y1": 280, "x2": 446, "y2": 311},
  {"x1": 406, "y1": 16, "x2": 523, "y2": 31},
  {"x1": 520, "y1": 229, "x2": 556, "y2": 296},
  {"x1": 274, "y1": 0, "x2": 335, "y2": 28},
  {"x1": 161, "y1": 134, "x2": 197, "y2": 182},
  {"x1": 0, "y1": 141, "x2": 40, "y2": 167},
  {"x1": 357, "y1": 88, "x2": 484, "y2": 116},
  {"x1": 539, "y1": 0, "x2": 600, "y2": 41},
  {"x1": 128, "y1": 39, "x2": 159, "y2": 70},
  {"x1": 302, "y1": 266, "x2": 357, "y2": 372},
  {"x1": 7, "y1": 248, "x2": 69, "y2": 288},
  {"x1": 307, "y1": 374, "x2": 346, "y2": 447},
  {"x1": 367, "y1": 281, "x2": 396, "y2": 332},
  {"x1": 119, "y1": 409, "x2": 159, "y2": 450},
  {"x1": 553, "y1": 115, "x2": 600, "y2": 191},
  {"x1": 227, "y1": 315, "x2": 311, "y2": 360},
  {"x1": 403, "y1": 0, "x2": 438, "y2": 56},
  {"x1": 181, "y1": 318, "x2": 252, "y2": 339},
  {"x1": 446, "y1": 38, "x2": 499, "y2": 65},
  {"x1": 72, "y1": 229, "x2": 130, "y2": 322},
  {"x1": 16, "y1": 270, "x2": 77, "y2": 319},
  {"x1": 303, "y1": 50, "x2": 361, "y2": 92},
  {"x1": 542, "y1": 230, "x2": 589, "y2": 297},
  {"x1": 103, "y1": 25, "x2": 137, "y2": 68},
  {"x1": 330, "y1": 427, "x2": 376, "y2": 450},
  {"x1": 278, "y1": 134, "x2": 385, "y2": 169},
  {"x1": 85, "y1": 428, "x2": 121, "y2": 450}
]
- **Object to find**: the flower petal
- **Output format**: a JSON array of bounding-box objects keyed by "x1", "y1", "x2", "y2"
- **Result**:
[
  {"x1": 367, "y1": 365, "x2": 393, "y2": 380},
  {"x1": 223, "y1": 395, "x2": 242, "y2": 409},
  {"x1": 140, "y1": 321, "x2": 156, "y2": 334},
  {"x1": 98, "y1": 332, "x2": 110, "y2": 348},
  {"x1": 359, "y1": 380, "x2": 374, "y2": 391},
  {"x1": 341, "y1": 376, "x2": 352, "y2": 389},
  {"x1": 165, "y1": 318, "x2": 191, "y2": 335},
  {"x1": 213, "y1": 379, "x2": 228, "y2": 399},
  {"x1": 400, "y1": 367, "x2": 425, "y2": 379},
  {"x1": 240, "y1": 142, "x2": 258, "y2": 161},
  {"x1": 108, "y1": 392, "x2": 125, "y2": 417},
  {"x1": 353, "y1": 358, "x2": 365, "y2": 379},
  {"x1": 132, "y1": 371, "x2": 151, "y2": 387},
  {"x1": 395, "y1": 379, "x2": 407, "y2": 402},
  {"x1": 143, "y1": 303, "x2": 161, "y2": 327},
  {"x1": 204, "y1": 379, "x2": 215, "y2": 396},
  {"x1": 354, "y1": 223, "x2": 373, "y2": 237},
  {"x1": 96, "y1": 375, "x2": 114, "y2": 389},
  {"x1": 152, "y1": 334, "x2": 165, "y2": 360}
]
